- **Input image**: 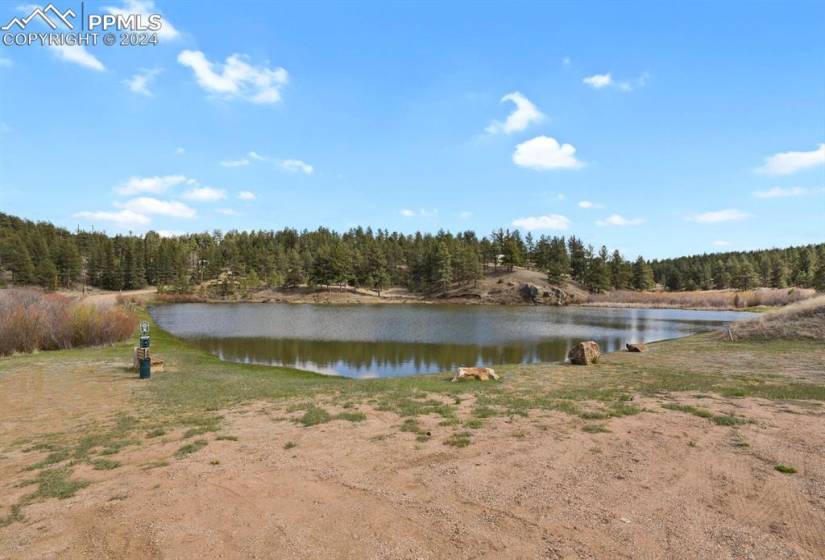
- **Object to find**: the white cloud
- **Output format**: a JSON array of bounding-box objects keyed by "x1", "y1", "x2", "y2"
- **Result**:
[
  {"x1": 756, "y1": 144, "x2": 825, "y2": 175},
  {"x1": 177, "y1": 50, "x2": 288, "y2": 104},
  {"x1": 400, "y1": 208, "x2": 437, "y2": 218},
  {"x1": 117, "y1": 197, "x2": 196, "y2": 218},
  {"x1": 73, "y1": 209, "x2": 149, "y2": 227},
  {"x1": 175, "y1": 147, "x2": 185, "y2": 155},
  {"x1": 182, "y1": 186, "x2": 226, "y2": 202},
  {"x1": 584, "y1": 72, "x2": 648, "y2": 92},
  {"x1": 583, "y1": 73, "x2": 611, "y2": 88},
  {"x1": 485, "y1": 91, "x2": 544, "y2": 135},
  {"x1": 753, "y1": 186, "x2": 810, "y2": 199},
  {"x1": 49, "y1": 45, "x2": 104, "y2": 71},
  {"x1": 617, "y1": 73, "x2": 649, "y2": 92},
  {"x1": 687, "y1": 209, "x2": 751, "y2": 224},
  {"x1": 220, "y1": 158, "x2": 250, "y2": 167},
  {"x1": 280, "y1": 159, "x2": 314, "y2": 175},
  {"x1": 0, "y1": 57, "x2": 11, "y2": 67},
  {"x1": 578, "y1": 200, "x2": 603, "y2": 209},
  {"x1": 104, "y1": 0, "x2": 179, "y2": 40},
  {"x1": 459, "y1": 211, "x2": 472, "y2": 220},
  {"x1": 216, "y1": 208, "x2": 240, "y2": 216},
  {"x1": 115, "y1": 175, "x2": 192, "y2": 195},
  {"x1": 248, "y1": 151, "x2": 266, "y2": 161},
  {"x1": 123, "y1": 67, "x2": 161, "y2": 96},
  {"x1": 512, "y1": 214, "x2": 571, "y2": 231},
  {"x1": 596, "y1": 214, "x2": 644, "y2": 226},
  {"x1": 238, "y1": 191, "x2": 256, "y2": 200},
  {"x1": 513, "y1": 136, "x2": 583, "y2": 170},
  {"x1": 156, "y1": 230, "x2": 185, "y2": 238},
  {"x1": 713, "y1": 240, "x2": 731, "y2": 247}
]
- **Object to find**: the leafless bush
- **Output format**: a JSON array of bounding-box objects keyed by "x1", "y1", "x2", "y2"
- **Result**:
[
  {"x1": 729, "y1": 295, "x2": 825, "y2": 340},
  {"x1": 153, "y1": 293, "x2": 208, "y2": 304},
  {"x1": 585, "y1": 288, "x2": 816, "y2": 309},
  {"x1": 0, "y1": 288, "x2": 138, "y2": 356}
]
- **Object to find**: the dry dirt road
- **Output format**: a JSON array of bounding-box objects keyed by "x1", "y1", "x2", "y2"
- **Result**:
[{"x1": 2, "y1": 349, "x2": 824, "y2": 560}]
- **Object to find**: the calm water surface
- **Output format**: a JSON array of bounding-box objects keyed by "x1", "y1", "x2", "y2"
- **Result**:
[{"x1": 150, "y1": 303, "x2": 751, "y2": 378}]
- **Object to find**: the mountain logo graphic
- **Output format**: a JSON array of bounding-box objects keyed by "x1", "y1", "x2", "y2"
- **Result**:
[{"x1": 2, "y1": 3, "x2": 76, "y2": 31}]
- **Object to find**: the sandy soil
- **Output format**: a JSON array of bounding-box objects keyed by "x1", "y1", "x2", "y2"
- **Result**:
[{"x1": 1, "y1": 359, "x2": 824, "y2": 559}]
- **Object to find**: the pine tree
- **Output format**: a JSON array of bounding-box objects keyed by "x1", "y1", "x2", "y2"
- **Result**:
[
  {"x1": 435, "y1": 241, "x2": 452, "y2": 292},
  {"x1": 632, "y1": 256, "x2": 655, "y2": 290}
]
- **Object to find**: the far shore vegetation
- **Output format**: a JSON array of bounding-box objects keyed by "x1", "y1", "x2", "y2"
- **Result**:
[{"x1": 1, "y1": 212, "x2": 823, "y2": 303}]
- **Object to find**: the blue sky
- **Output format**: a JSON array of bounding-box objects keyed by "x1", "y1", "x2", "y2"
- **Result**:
[{"x1": 0, "y1": 0, "x2": 823, "y2": 259}]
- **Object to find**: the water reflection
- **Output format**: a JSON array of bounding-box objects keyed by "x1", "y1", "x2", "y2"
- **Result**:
[{"x1": 150, "y1": 303, "x2": 750, "y2": 378}]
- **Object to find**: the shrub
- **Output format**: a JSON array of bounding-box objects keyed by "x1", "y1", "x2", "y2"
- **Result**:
[
  {"x1": 729, "y1": 295, "x2": 825, "y2": 341},
  {"x1": 0, "y1": 288, "x2": 138, "y2": 356}
]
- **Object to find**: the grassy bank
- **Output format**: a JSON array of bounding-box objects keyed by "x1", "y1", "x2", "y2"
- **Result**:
[{"x1": 2, "y1": 304, "x2": 824, "y2": 527}]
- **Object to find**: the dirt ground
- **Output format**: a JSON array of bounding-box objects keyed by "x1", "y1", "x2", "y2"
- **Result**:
[{"x1": 2, "y1": 353, "x2": 824, "y2": 559}]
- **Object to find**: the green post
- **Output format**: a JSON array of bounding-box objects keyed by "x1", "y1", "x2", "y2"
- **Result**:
[{"x1": 138, "y1": 321, "x2": 151, "y2": 379}]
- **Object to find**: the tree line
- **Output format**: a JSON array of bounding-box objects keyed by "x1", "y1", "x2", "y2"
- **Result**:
[{"x1": 0, "y1": 212, "x2": 822, "y2": 294}]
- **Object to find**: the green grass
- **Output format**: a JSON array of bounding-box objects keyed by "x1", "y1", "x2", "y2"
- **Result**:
[
  {"x1": 0, "y1": 505, "x2": 24, "y2": 528},
  {"x1": 775, "y1": 464, "x2": 797, "y2": 474},
  {"x1": 145, "y1": 428, "x2": 166, "y2": 438},
  {"x1": 284, "y1": 441, "x2": 297, "y2": 450},
  {"x1": 662, "y1": 403, "x2": 749, "y2": 426},
  {"x1": 91, "y1": 458, "x2": 121, "y2": 470},
  {"x1": 175, "y1": 439, "x2": 208, "y2": 458},
  {"x1": 465, "y1": 418, "x2": 483, "y2": 429},
  {"x1": 215, "y1": 434, "x2": 239, "y2": 441},
  {"x1": 444, "y1": 431, "x2": 472, "y2": 448},
  {"x1": 21, "y1": 467, "x2": 90, "y2": 501},
  {"x1": 297, "y1": 406, "x2": 332, "y2": 427},
  {"x1": 335, "y1": 411, "x2": 367, "y2": 422},
  {"x1": 582, "y1": 424, "x2": 610, "y2": 433}
]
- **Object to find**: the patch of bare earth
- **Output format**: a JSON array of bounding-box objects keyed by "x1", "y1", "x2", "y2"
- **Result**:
[{"x1": 2, "y1": 387, "x2": 824, "y2": 559}]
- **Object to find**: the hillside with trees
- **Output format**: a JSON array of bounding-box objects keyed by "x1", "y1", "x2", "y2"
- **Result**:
[{"x1": 0, "y1": 212, "x2": 823, "y2": 296}]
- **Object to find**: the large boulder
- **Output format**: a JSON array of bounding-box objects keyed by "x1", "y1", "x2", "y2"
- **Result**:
[
  {"x1": 451, "y1": 367, "x2": 500, "y2": 382},
  {"x1": 626, "y1": 342, "x2": 647, "y2": 353},
  {"x1": 568, "y1": 341, "x2": 601, "y2": 365},
  {"x1": 520, "y1": 283, "x2": 540, "y2": 304}
]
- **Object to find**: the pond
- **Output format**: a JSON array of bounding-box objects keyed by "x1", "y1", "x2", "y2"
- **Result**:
[{"x1": 150, "y1": 303, "x2": 751, "y2": 378}]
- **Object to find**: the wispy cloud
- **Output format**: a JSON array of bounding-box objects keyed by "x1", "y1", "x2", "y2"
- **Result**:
[
  {"x1": 485, "y1": 92, "x2": 544, "y2": 135},
  {"x1": 713, "y1": 240, "x2": 731, "y2": 247},
  {"x1": 216, "y1": 208, "x2": 240, "y2": 216},
  {"x1": 175, "y1": 147, "x2": 185, "y2": 155},
  {"x1": 596, "y1": 213, "x2": 644, "y2": 226},
  {"x1": 512, "y1": 214, "x2": 571, "y2": 231},
  {"x1": 583, "y1": 73, "x2": 612, "y2": 89},
  {"x1": 756, "y1": 144, "x2": 825, "y2": 175},
  {"x1": 117, "y1": 197, "x2": 196, "y2": 218},
  {"x1": 400, "y1": 208, "x2": 437, "y2": 218},
  {"x1": 181, "y1": 186, "x2": 226, "y2": 202},
  {"x1": 687, "y1": 209, "x2": 751, "y2": 224},
  {"x1": 459, "y1": 211, "x2": 472, "y2": 220},
  {"x1": 279, "y1": 159, "x2": 314, "y2": 175},
  {"x1": 73, "y1": 209, "x2": 149, "y2": 227},
  {"x1": 177, "y1": 50, "x2": 288, "y2": 104},
  {"x1": 0, "y1": 56, "x2": 12, "y2": 67},
  {"x1": 513, "y1": 136, "x2": 583, "y2": 170},
  {"x1": 578, "y1": 200, "x2": 603, "y2": 209},
  {"x1": 583, "y1": 71, "x2": 648, "y2": 92},
  {"x1": 238, "y1": 191, "x2": 256, "y2": 200},
  {"x1": 123, "y1": 68, "x2": 161, "y2": 96},
  {"x1": 752, "y1": 186, "x2": 822, "y2": 199},
  {"x1": 49, "y1": 45, "x2": 104, "y2": 71},
  {"x1": 220, "y1": 158, "x2": 250, "y2": 167},
  {"x1": 115, "y1": 175, "x2": 193, "y2": 195}
]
